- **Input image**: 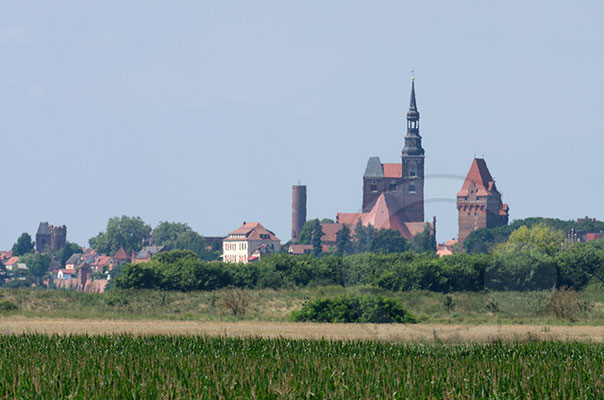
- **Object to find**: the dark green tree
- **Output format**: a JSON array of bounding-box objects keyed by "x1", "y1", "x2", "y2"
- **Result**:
[
  {"x1": 298, "y1": 219, "x2": 320, "y2": 244},
  {"x1": 335, "y1": 225, "x2": 351, "y2": 255},
  {"x1": 311, "y1": 220, "x2": 324, "y2": 256},
  {"x1": 20, "y1": 253, "x2": 52, "y2": 285},
  {"x1": 371, "y1": 229, "x2": 409, "y2": 254},
  {"x1": 174, "y1": 231, "x2": 219, "y2": 261},
  {"x1": 353, "y1": 222, "x2": 376, "y2": 253},
  {"x1": 410, "y1": 225, "x2": 436, "y2": 253},
  {"x1": 89, "y1": 216, "x2": 152, "y2": 255},
  {"x1": 153, "y1": 221, "x2": 192, "y2": 249},
  {"x1": 320, "y1": 218, "x2": 335, "y2": 224},
  {"x1": 11, "y1": 233, "x2": 34, "y2": 256},
  {"x1": 56, "y1": 242, "x2": 83, "y2": 266}
]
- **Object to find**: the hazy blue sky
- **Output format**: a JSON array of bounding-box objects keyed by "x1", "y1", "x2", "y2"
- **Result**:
[{"x1": 1, "y1": 1, "x2": 603, "y2": 249}]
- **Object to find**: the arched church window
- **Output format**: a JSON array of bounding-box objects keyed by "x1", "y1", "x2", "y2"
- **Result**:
[
  {"x1": 408, "y1": 161, "x2": 417, "y2": 177},
  {"x1": 409, "y1": 182, "x2": 416, "y2": 193},
  {"x1": 370, "y1": 181, "x2": 377, "y2": 192}
]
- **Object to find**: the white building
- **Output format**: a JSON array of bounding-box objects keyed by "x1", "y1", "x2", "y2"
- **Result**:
[{"x1": 222, "y1": 222, "x2": 281, "y2": 263}]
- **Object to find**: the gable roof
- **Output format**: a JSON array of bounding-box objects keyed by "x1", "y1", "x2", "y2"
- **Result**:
[
  {"x1": 225, "y1": 222, "x2": 280, "y2": 242},
  {"x1": 113, "y1": 247, "x2": 130, "y2": 260},
  {"x1": 134, "y1": 245, "x2": 165, "y2": 260},
  {"x1": 457, "y1": 158, "x2": 499, "y2": 197},
  {"x1": 336, "y1": 192, "x2": 432, "y2": 239},
  {"x1": 320, "y1": 223, "x2": 342, "y2": 244},
  {"x1": 65, "y1": 253, "x2": 83, "y2": 266},
  {"x1": 3, "y1": 256, "x2": 19, "y2": 266}
]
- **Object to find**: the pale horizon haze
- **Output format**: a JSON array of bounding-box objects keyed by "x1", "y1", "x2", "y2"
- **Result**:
[{"x1": 1, "y1": 1, "x2": 603, "y2": 250}]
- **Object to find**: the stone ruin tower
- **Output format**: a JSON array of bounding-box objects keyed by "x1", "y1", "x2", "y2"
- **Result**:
[
  {"x1": 291, "y1": 185, "x2": 307, "y2": 242},
  {"x1": 36, "y1": 222, "x2": 67, "y2": 252}
]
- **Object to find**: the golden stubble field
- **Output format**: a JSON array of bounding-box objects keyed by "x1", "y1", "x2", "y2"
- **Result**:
[{"x1": 1, "y1": 317, "x2": 603, "y2": 343}]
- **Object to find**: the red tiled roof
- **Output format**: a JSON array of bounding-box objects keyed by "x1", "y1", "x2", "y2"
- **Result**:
[
  {"x1": 113, "y1": 247, "x2": 130, "y2": 260},
  {"x1": 288, "y1": 244, "x2": 313, "y2": 255},
  {"x1": 382, "y1": 163, "x2": 402, "y2": 178},
  {"x1": 225, "y1": 222, "x2": 280, "y2": 242},
  {"x1": 457, "y1": 158, "x2": 498, "y2": 197},
  {"x1": 320, "y1": 223, "x2": 342, "y2": 244},
  {"x1": 445, "y1": 239, "x2": 458, "y2": 247},
  {"x1": 436, "y1": 246, "x2": 453, "y2": 257},
  {"x1": 337, "y1": 193, "x2": 433, "y2": 239},
  {"x1": 3, "y1": 256, "x2": 19, "y2": 266},
  {"x1": 95, "y1": 256, "x2": 112, "y2": 266}
]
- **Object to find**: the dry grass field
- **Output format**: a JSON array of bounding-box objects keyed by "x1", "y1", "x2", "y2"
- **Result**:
[
  {"x1": 2, "y1": 287, "x2": 604, "y2": 325},
  {"x1": 1, "y1": 317, "x2": 603, "y2": 343}
]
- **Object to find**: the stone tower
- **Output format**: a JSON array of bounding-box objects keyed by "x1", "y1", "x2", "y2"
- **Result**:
[
  {"x1": 291, "y1": 185, "x2": 307, "y2": 242},
  {"x1": 457, "y1": 158, "x2": 509, "y2": 250},
  {"x1": 400, "y1": 76, "x2": 425, "y2": 222},
  {"x1": 361, "y1": 77, "x2": 425, "y2": 222},
  {"x1": 35, "y1": 222, "x2": 67, "y2": 252}
]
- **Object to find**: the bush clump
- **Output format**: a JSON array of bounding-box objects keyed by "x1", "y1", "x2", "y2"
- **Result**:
[
  {"x1": 0, "y1": 300, "x2": 18, "y2": 313},
  {"x1": 290, "y1": 294, "x2": 416, "y2": 323}
]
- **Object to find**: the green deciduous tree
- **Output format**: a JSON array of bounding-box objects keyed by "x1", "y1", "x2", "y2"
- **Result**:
[
  {"x1": 353, "y1": 222, "x2": 376, "y2": 253},
  {"x1": 298, "y1": 219, "x2": 319, "y2": 245},
  {"x1": 495, "y1": 223, "x2": 564, "y2": 256},
  {"x1": 410, "y1": 225, "x2": 436, "y2": 253},
  {"x1": 11, "y1": 233, "x2": 34, "y2": 256},
  {"x1": 370, "y1": 229, "x2": 409, "y2": 254},
  {"x1": 20, "y1": 253, "x2": 52, "y2": 285},
  {"x1": 174, "y1": 231, "x2": 219, "y2": 261},
  {"x1": 56, "y1": 242, "x2": 83, "y2": 266},
  {"x1": 153, "y1": 222, "x2": 192, "y2": 249},
  {"x1": 89, "y1": 216, "x2": 152, "y2": 255}
]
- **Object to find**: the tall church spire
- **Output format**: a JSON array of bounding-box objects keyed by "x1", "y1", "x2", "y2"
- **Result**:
[
  {"x1": 409, "y1": 76, "x2": 418, "y2": 112},
  {"x1": 403, "y1": 76, "x2": 423, "y2": 156}
]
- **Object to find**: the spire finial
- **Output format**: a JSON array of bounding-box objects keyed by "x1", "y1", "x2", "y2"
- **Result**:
[{"x1": 408, "y1": 71, "x2": 417, "y2": 112}]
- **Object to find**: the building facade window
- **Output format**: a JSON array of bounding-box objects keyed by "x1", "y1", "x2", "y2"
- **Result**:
[
  {"x1": 370, "y1": 180, "x2": 378, "y2": 192},
  {"x1": 409, "y1": 182, "x2": 416, "y2": 193}
]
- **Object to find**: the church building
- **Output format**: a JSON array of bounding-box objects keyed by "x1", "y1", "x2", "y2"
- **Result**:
[{"x1": 337, "y1": 77, "x2": 433, "y2": 239}]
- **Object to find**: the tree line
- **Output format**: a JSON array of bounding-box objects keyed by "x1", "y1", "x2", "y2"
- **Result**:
[{"x1": 113, "y1": 223, "x2": 604, "y2": 293}]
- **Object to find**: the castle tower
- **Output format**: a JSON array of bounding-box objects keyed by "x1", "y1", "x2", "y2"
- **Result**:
[
  {"x1": 400, "y1": 76, "x2": 425, "y2": 222},
  {"x1": 36, "y1": 222, "x2": 51, "y2": 252},
  {"x1": 291, "y1": 185, "x2": 307, "y2": 242},
  {"x1": 457, "y1": 158, "x2": 509, "y2": 250}
]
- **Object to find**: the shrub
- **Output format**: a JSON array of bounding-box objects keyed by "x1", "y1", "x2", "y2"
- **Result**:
[
  {"x1": 290, "y1": 294, "x2": 416, "y2": 323},
  {"x1": 540, "y1": 287, "x2": 591, "y2": 320},
  {"x1": 0, "y1": 300, "x2": 18, "y2": 313},
  {"x1": 222, "y1": 289, "x2": 250, "y2": 316}
]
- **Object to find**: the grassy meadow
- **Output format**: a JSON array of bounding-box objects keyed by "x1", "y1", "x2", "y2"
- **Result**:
[
  {"x1": 0, "y1": 286, "x2": 603, "y2": 325},
  {"x1": 0, "y1": 334, "x2": 602, "y2": 399}
]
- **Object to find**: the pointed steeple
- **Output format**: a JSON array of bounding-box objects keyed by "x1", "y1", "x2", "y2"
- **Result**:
[
  {"x1": 406, "y1": 75, "x2": 419, "y2": 120},
  {"x1": 409, "y1": 77, "x2": 417, "y2": 112},
  {"x1": 402, "y1": 75, "x2": 423, "y2": 156}
]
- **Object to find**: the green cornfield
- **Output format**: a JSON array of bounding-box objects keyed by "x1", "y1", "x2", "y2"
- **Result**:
[{"x1": 0, "y1": 335, "x2": 602, "y2": 399}]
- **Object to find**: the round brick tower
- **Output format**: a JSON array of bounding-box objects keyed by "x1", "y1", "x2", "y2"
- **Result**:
[{"x1": 291, "y1": 185, "x2": 307, "y2": 242}]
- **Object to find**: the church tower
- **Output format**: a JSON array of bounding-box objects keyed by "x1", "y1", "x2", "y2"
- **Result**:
[{"x1": 400, "y1": 76, "x2": 425, "y2": 222}]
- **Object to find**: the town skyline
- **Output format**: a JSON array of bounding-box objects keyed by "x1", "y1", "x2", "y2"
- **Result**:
[{"x1": 2, "y1": 1, "x2": 603, "y2": 249}]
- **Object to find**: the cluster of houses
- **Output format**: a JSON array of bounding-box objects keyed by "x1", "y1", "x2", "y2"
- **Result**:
[{"x1": 0, "y1": 244, "x2": 166, "y2": 293}]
